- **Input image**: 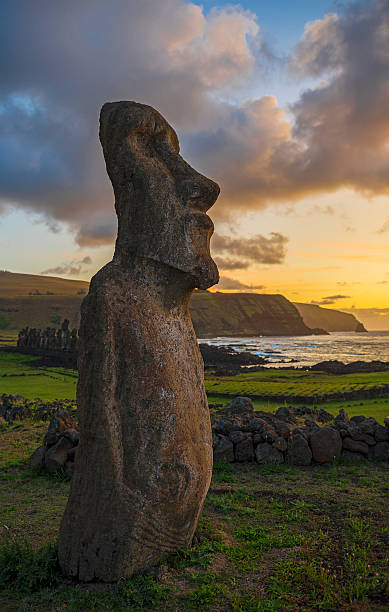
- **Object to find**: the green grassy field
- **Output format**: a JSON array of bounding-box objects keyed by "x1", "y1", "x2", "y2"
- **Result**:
[
  {"x1": 205, "y1": 369, "x2": 389, "y2": 401},
  {"x1": 0, "y1": 352, "x2": 78, "y2": 401},
  {"x1": 1, "y1": 351, "x2": 388, "y2": 422},
  {"x1": 0, "y1": 420, "x2": 388, "y2": 610}
]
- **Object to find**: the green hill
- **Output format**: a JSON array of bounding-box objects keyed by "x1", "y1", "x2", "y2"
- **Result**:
[{"x1": 0, "y1": 271, "x2": 366, "y2": 336}]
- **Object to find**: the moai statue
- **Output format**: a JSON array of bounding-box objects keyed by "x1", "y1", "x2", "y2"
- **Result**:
[
  {"x1": 49, "y1": 328, "x2": 57, "y2": 350},
  {"x1": 61, "y1": 320, "x2": 70, "y2": 351},
  {"x1": 17, "y1": 328, "x2": 28, "y2": 347},
  {"x1": 56, "y1": 328, "x2": 62, "y2": 350},
  {"x1": 70, "y1": 328, "x2": 78, "y2": 352},
  {"x1": 58, "y1": 102, "x2": 220, "y2": 582},
  {"x1": 44, "y1": 328, "x2": 50, "y2": 350}
]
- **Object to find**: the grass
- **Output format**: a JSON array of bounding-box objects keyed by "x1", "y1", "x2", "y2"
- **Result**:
[
  {"x1": 0, "y1": 422, "x2": 388, "y2": 610},
  {"x1": 0, "y1": 352, "x2": 78, "y2": 400},
  {"x1": 1, "y1": 351, "x2": 388, "y2": 422},
  {"x1": 205, "y1": 368, "x2": 389, "y2": 402}
]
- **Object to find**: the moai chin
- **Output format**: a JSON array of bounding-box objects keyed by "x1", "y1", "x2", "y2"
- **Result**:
[{"x1": 58, "y1": 101, "x2": 220, "y2": 582}]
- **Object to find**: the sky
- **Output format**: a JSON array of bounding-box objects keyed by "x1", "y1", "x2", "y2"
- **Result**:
[{"x1": 0, "y1": 0, "x2": 388, "y2": 329}]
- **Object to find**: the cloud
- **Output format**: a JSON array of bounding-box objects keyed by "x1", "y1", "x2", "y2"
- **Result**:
[
  {"x1": 213, "y1": 257, "x2": 249, "y2": 270},
  {"x1": 1, "y1": 0, "x2": 389, "y2": 244},
  {"x1": 378, "y1": 219, "x2": 389, "y2": 233},
  {"x1": 344, "y1": 307, "x2": 389, "y2": 329},
  {"x1": 0, "y1": 1, "x2": 262, "y2": 244},
  {"x1": 215, "y1": 276, "x2": 265, "y2": 291},
  {"x1": 41, "y1": 255, "x2": 92, "y2": 277},
  {"x1": 311, "y1": 294, "x2": 350, "y2": 305},
  {"x1": 212, "y1": 232, "x2": 288, "y2": 265}
]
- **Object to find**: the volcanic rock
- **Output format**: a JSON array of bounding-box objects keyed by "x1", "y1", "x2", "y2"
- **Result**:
[{"x1": 58, "y1": 101, "x2": 220, "y2": 582}]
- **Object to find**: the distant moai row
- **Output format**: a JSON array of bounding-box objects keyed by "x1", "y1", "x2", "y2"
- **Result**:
[{"x1": 17, "y1": 319, "x2": 79, "y2": 352}]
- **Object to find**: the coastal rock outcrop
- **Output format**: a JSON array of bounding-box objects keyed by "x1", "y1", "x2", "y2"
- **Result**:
[{"x1": 57, "y1": 102, "x2": 220, "y2": 582}]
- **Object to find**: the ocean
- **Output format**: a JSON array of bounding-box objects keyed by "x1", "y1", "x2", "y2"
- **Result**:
[{"x1": 198, "y1": 331, "x2": 389, "y2": 367}]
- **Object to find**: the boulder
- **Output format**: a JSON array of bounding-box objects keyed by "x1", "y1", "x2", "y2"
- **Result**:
[
  {"x1": 229, "y1": 430, "x2": 246, "y2": 444},
  {"x1": 342, "y1": 437, "x2": 369, "y2": 456},
  {"x1": 372, "y1": 441, "x2": 389, "y2": 460},
  {"x1": 44, "y1": 410, "x2": 77, "y2": 447},
  {"x1": 358, "y1": 418, "x2": 378, "y2": 436},
  {"x1": 29, "y1": 445, "x2": 45, "y2": 470},
  {"x1": 375, "y1": 425, "x2": 389, "y2": 442},
  {"x1": 262, "y1": 425, "x2": 278, "y2": 443},
  {"x1": 255, "y1": 442, "x2": 283, "y2": 464},
  {"x1": 61, "y1": 429, "x2": 79, "y2": 446},
  {"x1": 228, "y1": 396, "x2": 254, "y2": 415},
  {"x1": 342, "y1": 450, "x2": 366, "y2": 462},
  {"x1": 214, "y1": 437, "x2": 234, "y2": 462},
  {"x1": 45, "y1": 436, "x2": 74, "y2": 472},
  {"x1": 310, "y1": 426, "x2": 342, "y2": 463},
  {"x1": 247, "y1": 417, "x2": 265, "y2": 432},
  {"x1": 334, "y1": 408, "x2": 349, "y2": 424},
  {"x1": 67, "y1": 447, "x2": 78, "y2": 462},
  {"x1": 360, "y1": 434, "x2": 376, "y2": 446},
  {"x1": 287, "y1": 434, "x2": 312, "y2": 466},
  {"x1": 317, "y1": 408, "x2": 334, "y2": 423},
  {"x1": 350, "y1": 415, "x2": 366, "y2": 425},
  {"x1": 273, "y1": 437, "x2": 287, "y2": 452},
  {"x1": 235, "y1": 437, "x2": 254, "y2": 462}
]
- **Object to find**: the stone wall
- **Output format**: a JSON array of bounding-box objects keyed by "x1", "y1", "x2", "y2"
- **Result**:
[
  {"x1": 28, "y1": 396, "x2": 389, "y2": 476},
  {"x1": 211, "y1": 397, "x2": 389, "y2": 465}
]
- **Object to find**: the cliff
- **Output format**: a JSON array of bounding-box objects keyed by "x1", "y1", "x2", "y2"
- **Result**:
[
  {"x1": 1, "y1": 272, "x2": 364, "y2": 337},
  {"x1": 190, "y1": 291, "x2": 313, "y2": 337},
  {"x1": 293, "y1": 302, "x2": 367, "y2": 333}
]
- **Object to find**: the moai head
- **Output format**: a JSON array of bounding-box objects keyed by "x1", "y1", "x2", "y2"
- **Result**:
[{"x1": 99, "y1": 101, "x2": 220, "y2": 290}]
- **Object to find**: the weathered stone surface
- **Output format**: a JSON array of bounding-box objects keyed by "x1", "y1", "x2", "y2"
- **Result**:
[
  {"x1": 61, "y1": 429, "x2": 79, "y2": 446},
  {"x1": 67, "y1": 447, "x2": 78, "y2": 462},
  {"x1": 273, "y1": 437, "x2": 288, "y2": 452},
  {"x1": 255, "y1": 442, "x2": 284, "y2": 464},
  {"x1": 58, "y1": 101, "x2": 220, "y2": 582},
  {"x1": 29, "y1": 445, "x2": 45, "y2": 469},
  {"x1": 372, "y1": 441, "x2": 389, "y2": 460},
  {"x1": 334, "y1": 408, "x2": 349, "y2": 424},
  {"x1": 44, "y1": 410, "x2": 77, "y2": 447},
  {"x1": 375, "y1": 425, "x2": 389, "y2": 442},
  {"x1": 45, "y1": 437, "x2": 74, "y2": 472},
  {"x1": 287, "y1": 434, "x2": 312, "y2": 466},
  {"x1": 235, "y1": 437, "x2": 254, "y2": 462},
  {"x1": 229, "y1": 430, "x2": 246, "y2": 444},
  {"x1": 310, "y1": 426, "x2": 342, "y2": 463},
  {"x1": 384, "y1": 417, "x2": 389, "y2": 428},
  {"x1": 342, "y1": 450, "x2": 366, "y2": 462},
  {"x1": 342, "y1": 437, "x2": 369, "y2": 456},
  {"x1": 214, "y1": 437, "x2": 234, "y2": 462},
  {"x1": 361, "y1": 434, "x2": 376, "y2": 446},
  {"x1": 358, "y1": 418, "x2": 378, "y2": 436},
  {"x1": 228, "y1": 396, "x2": 254, "y2": 415}
]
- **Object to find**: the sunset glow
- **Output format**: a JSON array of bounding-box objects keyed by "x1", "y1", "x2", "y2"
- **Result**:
[{"x1": 1, "y1": 0, "x2": 388, "y2": 329}]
